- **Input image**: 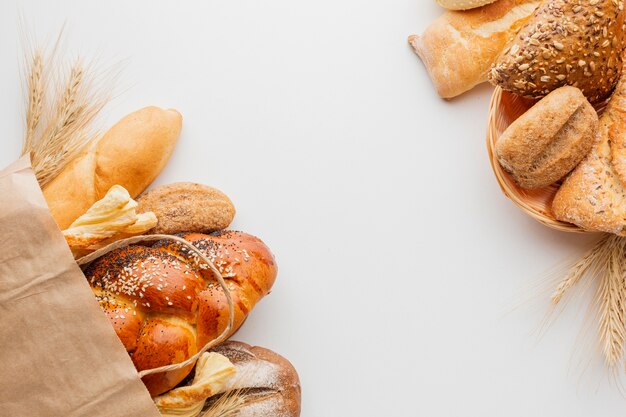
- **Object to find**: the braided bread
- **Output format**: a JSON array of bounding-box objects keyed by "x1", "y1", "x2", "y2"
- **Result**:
[{"x1": 84, "y1": 231, "x2": 277, "y2": 396}]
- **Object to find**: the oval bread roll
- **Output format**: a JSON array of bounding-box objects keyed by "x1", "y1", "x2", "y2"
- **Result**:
[
  {"x1": 43, "y1": 106, "x2": 182, "y2": 229},
  {"x1": 496, "y1": 86, "x2": 598, "y2": 190},
  {"x1": 137, "y1": 183, "x2": 235, "y2": 234},
  {"x1": 436, "y1": 0, "x2": 498, "y2": 10}
]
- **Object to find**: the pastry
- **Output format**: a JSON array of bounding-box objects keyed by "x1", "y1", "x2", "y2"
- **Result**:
[
  {"x1": 137, "y1": 183, "x2": 235, "y2": 234},
  {"x1": 408, "y1": 0, "x2": 540, "y2": 98},
  {"x1": 489, "y1": 0, "x2": 625, "y2": 103},
  {"x1": 43, "y1": 106, "x2": 182, "y2": 229},
  {"x1": 84, "y1": 230, "x2": 277, "y2": 396},
  {"x1": 496, "y1": 86, "x2": 598, "y2": 189}
]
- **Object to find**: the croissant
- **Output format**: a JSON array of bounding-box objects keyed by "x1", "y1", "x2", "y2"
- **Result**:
[{"x1": 84, "y1": 230, "x2": 277, "y2": 396}]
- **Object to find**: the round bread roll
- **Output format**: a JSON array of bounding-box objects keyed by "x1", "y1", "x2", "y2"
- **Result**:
[
  {"x1": 488, "y1": 0, "x2": 625, "y2": 103},
  {"x1": 205, "y1": 341, "x2": 301, "y2": 417},
  {"x1": 84, "y1": 231, "x2": 277, "y2": 396},
  {"x1": 436, "y1": 0, "x2": 498, "y2": 10},
  {"x1": 137, "y1": 183, "x2": 235, "y2": 234}
]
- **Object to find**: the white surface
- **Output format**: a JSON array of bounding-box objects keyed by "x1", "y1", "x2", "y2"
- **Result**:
[{"x1": 0, "y1": 1, "x2": 623, "y2": 415}]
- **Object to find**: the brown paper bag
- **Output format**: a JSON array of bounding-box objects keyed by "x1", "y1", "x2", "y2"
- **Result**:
[{"x1": 0, "y1": 157, "x2": 160, "y2": 416}]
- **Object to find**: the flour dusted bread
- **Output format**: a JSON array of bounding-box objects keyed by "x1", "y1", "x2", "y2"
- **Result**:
[
  {"x1": 489, "y1": 0, "x2": 626, "y2": 103},
  {"x1": 43, "y1": 106, "x2": 182, "y2": 229},
  {"x1": 409, "y1": 0, "x2": 540, "y2": 98},
  {"x1": 496, "y1": 86, "x2": 598, "y2": 189},
  {"x1": 206, "y1": 341, "x2": 301, "y2": 417},
  {"x1": 553, "y1": 71, "x2": 626, "y2": 234}
]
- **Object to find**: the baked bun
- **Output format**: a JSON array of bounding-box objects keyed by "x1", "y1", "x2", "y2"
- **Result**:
[
  {"x1": 43, "y1": 106, "x2": 182, "y2": 229},
  {"x1": 137, "y1": 183, "x2": 235, "y2": 234},
  {"x1": 206, "y1": 341, "x2": 301, "y2": 417},
  {"x1": 84, "y1": 231, "x2": 277, "y2": 396},
  {"x1": 496, "y1": 86, "x2": 598, "y2": 189},
  {"x1": 488, "y1": 0, "x2": 625, "y2": 103},
  {"x1": 436, "y1": 0, "x2": 498, "y2": 10}
]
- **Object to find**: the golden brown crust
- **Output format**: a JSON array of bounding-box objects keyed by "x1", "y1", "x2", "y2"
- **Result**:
[
  {"x1": 208, "y1": 341, "x2": 301, "y2": 417},
  {"x1": 409, "y1": 0, "x2": 540, "y2": 98},
  {"x1": 553, "y1": 68, "x2": 626, "y2": 234},
  {"x1": 137, "y1": 183, "x2": 235, "y2": 235},
  {"x1": 495, "y1": 86, "x2": 598, "y2": 189},
  {"x1": 42, "y1": 107, "x2": 182, "y2": 230},
  {"x1": 489, "y1": 0, "x2": 625, "y2": 103},
  {"x1": 84, "y1": 231, "x2": 277, "y2": 396},
  {"x1": 436, "y1": 0, "x2": 498, "y2": 10}
]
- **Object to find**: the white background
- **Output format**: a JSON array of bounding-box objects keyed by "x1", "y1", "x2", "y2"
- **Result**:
[{"x1": 0, "y1": 1, "x2": 624, "y2": 416}]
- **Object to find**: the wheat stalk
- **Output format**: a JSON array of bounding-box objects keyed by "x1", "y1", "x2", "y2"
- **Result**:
[
  {"x1": 552, "y1": 234, "x2": 611, "y2": 304},
  {"x1": 201, "y1": 390, "x2": 246, "y2": 417},
  {"x1": 27, "y1": 60, "x2": 108, "y2": 187},
  {"x1": 596, "y1": 236, "x2": 626, "y2": 368},
  {"x1": 23, "y1": 49, "x2": 45, "y2": 155}
]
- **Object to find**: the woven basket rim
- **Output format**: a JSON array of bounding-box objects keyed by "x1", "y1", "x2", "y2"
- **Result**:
[{"x1": 486, "y1": 87, "x2": 588, "y2": 234}]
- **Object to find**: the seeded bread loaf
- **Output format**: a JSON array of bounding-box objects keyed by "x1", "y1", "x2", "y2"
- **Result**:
[
  {"x1": 552, "y1": 67, "x2": 626, "y2": 234},
  {"x1": 409, "y1": 0, "x2": 540, "y2": 98},
  {"x1": 496, "y1": 86, "x2": 598, "y2": 189},
  {"x1": 488, "y1": 0, "x2": 625, "y2": 103},
  {"x1": 435, "y1": 0, "x2": 498, "y2": 10}
]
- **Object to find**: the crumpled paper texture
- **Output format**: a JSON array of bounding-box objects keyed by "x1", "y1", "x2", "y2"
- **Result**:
[{"x1": 0, "y1": 156, "x2": 160, "y2": 417}]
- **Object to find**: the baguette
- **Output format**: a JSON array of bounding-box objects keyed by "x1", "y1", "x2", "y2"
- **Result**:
[
  {"x1": 43, "y1": 106, "x2": 182, "y2": 229},
  {"x1": 408, "y1": 0, "x2": 540, "y2": 98}
]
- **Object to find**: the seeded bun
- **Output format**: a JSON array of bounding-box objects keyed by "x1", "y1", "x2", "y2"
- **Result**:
[
  {"x1": 488, "y1": 0, "x2": 625, "y2": 103},
  {"x1": 435, "y1": 0, "x2": 498, "y2": 10}
]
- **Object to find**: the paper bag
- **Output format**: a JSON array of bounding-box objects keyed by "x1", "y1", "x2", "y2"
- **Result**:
[{"x1": 0, "y1": 157, "x2": 160, "y2": 417}]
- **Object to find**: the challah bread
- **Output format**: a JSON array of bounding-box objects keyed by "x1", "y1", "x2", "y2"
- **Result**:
[
  {"x1": 84, "y1": 231, "x2": 277, "y2": 396},
  {"x1": 43, "y1": 106, "x2": 182, "y2": 230},
  {"x1": 488, "y1": 0, "x2": 625, "y2": 103},
  {"x1": 408, "y1": 0, "x2": 540, "y2": 98},
  {"x1": 205, "y1": 341, "x2": 301, "y2": 417}
]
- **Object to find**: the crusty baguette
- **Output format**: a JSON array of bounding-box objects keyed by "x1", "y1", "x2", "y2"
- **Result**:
[
  {"x1": 496, "y1": 86, "x2": 598, "y2": 189},
  {"x1": 436, "y1": 0, "x2": 498, "y2": 10},
  {"x1": 43, "y1": 106, "x2": 182, "y2": 229},
  {"x1": 552, "y1": 70, "x2": 626, "y2": 235},
  {"x1": 408, "y1": 0, "x2": 540, "y2": 98}
]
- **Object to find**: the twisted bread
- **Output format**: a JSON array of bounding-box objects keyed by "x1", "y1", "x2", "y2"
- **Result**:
[{"x1": 84, "y1": 231, "x2": 277, "y2": 396}]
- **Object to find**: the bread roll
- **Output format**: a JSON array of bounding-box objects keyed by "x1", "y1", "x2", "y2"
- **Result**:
[
  {"x1": 206, "y1": 341, "x2": 301, "y2": 417},
  {"x1": 553, "y1": 67, "x2": 626, "y2": 234},
  {"x1": 489, "y1": 0, "x2": 625, "y2": 103},
  {"x1": 137, "y1": 183, "x2": 235, "y2": 234},
  {"x1": 408, "y1": 0, "x2": 540, "y2": 98},
  {"x1": 496, "y1": 86, "x2": 598, "y2": 189},
  {"x1": 84, "y1": 231, "x2": 277, "y2": 396},
  {"x1": 43, "y1": 106, "x2": 182, "y2": 229},
  {"x1": 436, "y1": 0, "x2": 498, "y2": 10}
]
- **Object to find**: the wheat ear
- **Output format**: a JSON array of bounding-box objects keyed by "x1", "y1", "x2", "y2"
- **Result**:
[
  {"x1": 596, "y1": 236, "x2": 626, "y2": 368},
  {"x1": 201, "y1": 390, "x2": 246, "y2": 417},
  {"x1": 23, "y1": 49, "x2": 45, "y2": 155}
]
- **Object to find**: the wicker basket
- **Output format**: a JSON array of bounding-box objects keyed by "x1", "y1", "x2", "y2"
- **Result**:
[{"x1": 486, "y1": 86, "x2": 589, "y2": 233}]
